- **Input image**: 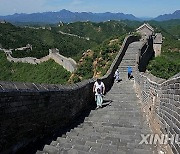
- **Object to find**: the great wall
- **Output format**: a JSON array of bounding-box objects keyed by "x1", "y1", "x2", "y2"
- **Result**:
[
  {"x1": 0, "y1": 27, "x2": 179, "y2": 154},
  {"x1": 1, "y1": 48, "x2": 77, "y2": 73}
]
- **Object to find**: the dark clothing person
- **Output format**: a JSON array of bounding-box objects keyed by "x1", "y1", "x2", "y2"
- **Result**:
[{"x1": 128, "y1": 66, "x2": 132, "y2": 79}]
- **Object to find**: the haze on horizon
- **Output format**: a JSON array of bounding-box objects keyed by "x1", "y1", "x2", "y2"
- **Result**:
[{"x1": 0, "y1": 0, "x2": 179, "y2": 18}]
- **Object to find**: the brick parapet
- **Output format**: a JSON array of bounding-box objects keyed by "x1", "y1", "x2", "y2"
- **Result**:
[{"x1": 134, "y1": 47, "x2": 180, "y2": 154}]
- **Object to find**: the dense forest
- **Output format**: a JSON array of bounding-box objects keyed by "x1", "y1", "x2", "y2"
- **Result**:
[
  {"x1": 0, "y1": 21, "x2": 132, "y2": 60},
  {"x1": 0, "y1": 23, "x2": 94, "y2": 59},
  {"x1": 0, "y1": 19, "x2": 179, "y2": 84},
  {"x1": 55, "y1": 21, "x2": 133, "y2": 44},
  {"x1": 0, "y1": 52, "x2": 71, "y2": 84},
  {"x1": 147, "y1": 19, "x2": 180, "y2": 79}
]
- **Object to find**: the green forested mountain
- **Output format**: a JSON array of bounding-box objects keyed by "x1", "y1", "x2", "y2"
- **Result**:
[
  {"x1": 147, "y1": 52, "x2": 180, "y2": 79},
  {"x1": 148, "y1": 20, "x2": 180, "y2": 50},
  {"x1": 0, "y1": 21, "x2": 132, "y2": 59},
  {"x1": 0, "y1": 22, "x2": 94, "y2": 59},
  {"x1": 55, "y1": 21, "x2": 133, "y2": 44},
  {"x1": 147, "y1": 19, "x2": 180, "y2": 79},
  {"x1": 0, "y1": 52, "x2": 71, "y2": 84},
  {"x1": 0, "y1": 21, "x2": 132, "y2": 84},
  {"x1": 70, "y1": 35, "x2": 126, "y2": 82}
]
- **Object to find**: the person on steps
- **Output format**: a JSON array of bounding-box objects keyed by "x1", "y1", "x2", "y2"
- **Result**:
[
  {"x1": 93, "y1": 79, "x2": 105, "y2": 109},
  {"x1": 127, "y1": 66, "x2": 133, "y2": 80},
  {"x1": 114, "y1": 68, "x2": 120, "y2": 83}
]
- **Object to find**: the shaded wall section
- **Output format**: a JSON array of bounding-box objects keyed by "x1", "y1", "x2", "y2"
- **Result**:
[{"x1": 138, "y1": 36, "x2": 155, "y2": 72}]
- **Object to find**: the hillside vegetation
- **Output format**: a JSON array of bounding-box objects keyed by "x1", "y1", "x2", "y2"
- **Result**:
[
  {"x1": 70, "y1": 35, "x2": 126, "y2": 82},
  {"x1": 147, "y1": 20, "x2": 180, "y2": 79},
  {"x1": 55, "y1": 21, "x2": 133, "y2": 44},
  {"x1": 0, "y1": 21, "x2": 131, "y2": 84},
  {"x1": 147, "y1": 52, "x2": 180, "y2": 79},
  {"x1": 0, "y1": 21, "x2": 132, "y2": 59},
  {"x1": 0, "y1": 22, "x2": 94, "y2": 59},
  {"x1": 149, "y1": 20, "x2": 180, "y2": 51},
  {"x1": 0, "y1": 52, "x2": 71, "y2": 84}
]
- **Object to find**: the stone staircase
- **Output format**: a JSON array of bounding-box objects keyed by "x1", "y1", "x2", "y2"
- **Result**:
[
  {"x1": 37, "y1": 41, "x2": 158, "y2": 154},
  {"x1": 119, "y1": 42, "x2": 142, "y2": 75},
  {"x1": 118, "y1": 41, "x2": 140, "y2": 74}
]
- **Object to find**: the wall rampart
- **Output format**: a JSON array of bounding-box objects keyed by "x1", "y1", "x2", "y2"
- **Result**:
[
  {"x1": 134, "y1": 40, "x2": 180, "y2": 154},
  {"x1": 6, "y1": 50, "x2": 77, "y2": 73}
]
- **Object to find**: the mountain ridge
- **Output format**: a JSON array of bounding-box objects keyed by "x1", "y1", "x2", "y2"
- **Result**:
[
  {"x1": 0, "y1": 9, "x2": 140, "y2": 23},
  {"x1": 0, "y1": 9, "x2": 180, "y2": 23},
  {"x1": 154, "y1": 10, "x2": 180, "y2": 21}
]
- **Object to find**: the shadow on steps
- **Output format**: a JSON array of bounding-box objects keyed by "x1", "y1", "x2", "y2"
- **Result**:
[{"x1": 16, "y1": 104, "x2": 97, "y2": 154}]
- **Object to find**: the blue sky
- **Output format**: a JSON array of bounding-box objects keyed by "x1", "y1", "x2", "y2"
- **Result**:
[{"x1": 0, "y1": 0, "x2": 179, "y2": 17}]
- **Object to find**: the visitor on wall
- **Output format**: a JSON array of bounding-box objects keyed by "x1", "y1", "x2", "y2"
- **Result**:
[
  {"x1": 93, "y1": 79, "x2": 105, "y2": 109},
  {"x1": 114, "y1": 68, "x2": 120, "y2": 83},
  {"x1": 127, "y1": 66, "x2": 133, "y2": 80}
]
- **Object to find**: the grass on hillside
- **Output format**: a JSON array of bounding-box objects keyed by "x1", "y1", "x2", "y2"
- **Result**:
[
  {"x1": 70, "y1": 35, "x2": 125, "y2": 83},
  {"x1": 0, "y1": 23, "x2": 94, "y2": 59},
  {"x1": 0, "y1": 52, "x2": 71, "y2": 84},
  {"x1": 146, "y1": 20, "x2": 180, "y2": 79},
  {"x1": 147, "y1": 51, "x2": 180, "y2": 79}
]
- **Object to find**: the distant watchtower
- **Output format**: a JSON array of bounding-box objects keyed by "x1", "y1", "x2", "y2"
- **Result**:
[
  {"x1": 136, "y1": 23, "x2": 154, "y2": 39},
  {"x1": 136, "y1": 23, "x2": 163, "y2": 57},
  {"x1": 0, "y1": 20, "x2": 6, "y2": 24},
  {"x1": 49, "y1": 48, "x2": 59, "y2": 54}
]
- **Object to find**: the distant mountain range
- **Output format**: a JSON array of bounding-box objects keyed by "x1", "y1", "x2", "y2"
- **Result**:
[
  {"x1": 0, "y1": 9, "x2": 180, "y2": 23},
  {"x1": 154, "y1": 10, "x2": 180, "y2": 21},
  {"x1": 0, "y1": 9, "x2": 139, "y2": 23}
]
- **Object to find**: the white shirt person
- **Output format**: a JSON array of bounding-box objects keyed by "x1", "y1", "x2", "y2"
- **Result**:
[{"x1": 93, "y1": 79, "x2": 105, "y2": 109}]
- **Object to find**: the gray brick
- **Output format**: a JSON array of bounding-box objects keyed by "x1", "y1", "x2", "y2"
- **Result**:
[
  {"x1": 43, "y1": 145, "x2": 59, "y2": 154},
  {"x1": 85, "y1": 141, "x2": 102, "y2": 148},
  {"x1": 73, "y1": 144, "x2": 90, "y2": 152}
]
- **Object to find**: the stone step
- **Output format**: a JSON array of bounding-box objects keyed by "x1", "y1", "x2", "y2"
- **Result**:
[
  {"x1": 121, "y1": 59, "x2": 136, "y2": 62},
  {"x1": 54, "y1": 132, "x2": 156, "y2": 153},
  {"x1": 43, "y1": 145, "x2": 59, "y2": 153},
  {"x1": 122, "y1": 56, "x2": 136, "y2": 60},
  {"x1": 79, "y1": 121, "x2": 149, "y2": 131},
  {"x1": 118, "y1": 66, "x2": 135, "y2": 70},
  {"x1": 119, "y1": 64, "x2": 136, "y2": 68},
  {"x1": 72, "y1": 125, "x2": 150, "y2": 137},
  {"x1": 64, "y1": 133, "x2": 138, "y2": 149},
  {"x1": 45, "y1": 135, "x2": 157, "y2": 154}
]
